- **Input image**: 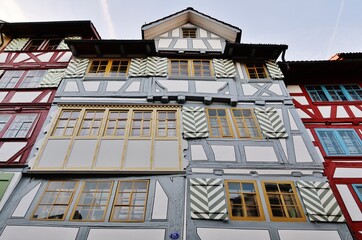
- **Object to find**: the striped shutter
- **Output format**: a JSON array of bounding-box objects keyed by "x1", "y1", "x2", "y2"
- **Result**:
[
  {"x1": 40, "y1": 69, "x2": 66, "y2": 87},
  {"x1": 182, "y1": 107, "x2": 209, "y2": 138},
  {"x1": 212, "y1": 59, "x2": 236, "y2": 78},
  {"x1": 254, "y1": 107, "x2": 288, "y2": 138},
  {"x1": 0, "y1": 173, "x2": 14, "y2": 200},
  {"x1": 190, "y1": 178, "x2": 228, "y2": 220},
  {"x1": 266, "y1": 60, "x2": 284, "y2": 79},
  {"x1": 56, "y1": 36, "x2": 82, "y2": 50},
  {"x1": 4, "y1": 38, "x2": 29, "y2": 51},
  {"x1": 297, "y1": 181, "x2": 345, "y2": 222},
  {"x1": 64, "y1": 58, "x2": 90, "y2": 78},
  {"x1": 129, "y1": 57, "x2": 168, "y2": 77}
]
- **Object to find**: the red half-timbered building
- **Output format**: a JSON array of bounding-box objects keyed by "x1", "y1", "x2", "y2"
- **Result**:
[{"x1": 280, "y1": 54, "x2": 362, "y2": 239}]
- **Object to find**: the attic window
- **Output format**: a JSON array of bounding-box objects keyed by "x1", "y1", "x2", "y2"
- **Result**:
[{"x1": 182, "y1": 28, "x2": 196, "y2": 38}]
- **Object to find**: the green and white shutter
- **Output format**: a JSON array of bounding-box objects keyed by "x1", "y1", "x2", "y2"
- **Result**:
[
  {"x1": 182, "y1": 106, "x2": 209, "y2": 138},
  {"x1": 4, "y1": 38, "x2": 29, "y2": 51},
  {"x1": 0, "y1": 173, "x2": 14, "y2": 200},
  {"x1": 40, "y1": 69, "x2": 66, "y2": 87},
  {"x1": 266, "y1": 60, "x2": 284, "y2": 79},
  {"x1": 212, "y1": 59, "x2": 236, "y2": 78},
  {"x1": 190, "y1": 178, "x2": 228, "y2": 220},
  {"x1": 254, "y1": 107, "x2": 288, "y2": 138},
  {"x1": 64, "y1": 58, "x2": 90, "y2": 78},
  {"x1": 297, "y1": 181, "x2": 345, "y2": 222},
  {"x1": 129, "y1": 57, "x2": 168, "y2": 77},
  {"x1": 57, "y1": 36, "x2": 82, "y2": 50}
]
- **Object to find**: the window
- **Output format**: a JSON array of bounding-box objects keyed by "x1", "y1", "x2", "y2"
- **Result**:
[
  {"x1": 156, "y1": 111, "x2": 177, "y2": 137},
  {"x1": 0, "y1": 70, "x2": 46, "y2": 88},
  {"x1": 207, "y1": 109, "x2": 233, "y2": 138},
  {"x1": 182, "y1": 28, "x2": 196, "y2": 38},
  {"x1": 352, "y1": 184, "x2": 362, "y2": 202},
  {"x1": 231, "y1": 109, "x2": 262, "y2": 138},
  {"x1": 71, "y1": 181, "x2": 113, "y2": 221},
  {"x1": 78, "y1": 110, "x2": 105, "y2": 136},
  {"x1": 3, "y1": 114, "x2": 37, "y2": 138},
  {"x1": 31, "y1": 181, "x2": 77, "y2": 220},
  {"x1": 225, "y1": 180, "x2": 264, "y2": 221},
  {"x1": 316, "y1": 129, "x2": 362, "y2": 156},
  {"x1": 110, "y1": 180, "x2": 149, "y2": 222},
  {"x1": 262, "y1": 181, "x2": 305, "y2": 222},
  {"x1": 24, "y1": 39, "x2": 62, "y2": 51},
  {"x1": 246, "y1": 63, "x2": 268, "y2": 79},
  {"x1": 52, "y1": 110, "x2": 81, "y2": 136},
  {"x1": 169, "y1": 59, "x2": 213, "y2": 77},
  {"x1": 0, "y1": 115, "x2": 11, "y2": 132},
  {"x1": 87, "y1": 60, "x2": 130, "y2": 77},
  {"x1": 104, "y1": 111, "x2": 129, "y2": 136},
  {"x1": 306, "y1": 85, "x2": 362, "y2": 102}
]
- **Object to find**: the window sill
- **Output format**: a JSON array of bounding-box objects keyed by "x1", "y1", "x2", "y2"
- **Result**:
[{"x1": 167, "y1": 76, "x2": 216, "y2": 81}]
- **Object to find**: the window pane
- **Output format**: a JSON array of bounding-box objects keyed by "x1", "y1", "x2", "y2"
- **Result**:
[
  {"x1": 4, "y1": 114, "x2": 37, "y2": 138},
  {"x1": 0, "y1": 70, "x2": 24, "y2": 88}
]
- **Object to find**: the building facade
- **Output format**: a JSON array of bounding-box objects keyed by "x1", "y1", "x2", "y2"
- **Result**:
[
  {"x1": 280, "y1": 54, "x2": 362, "y2": 239},
  {"x1": 0, "y1": 8, "x2": 354, "y2": 240}
]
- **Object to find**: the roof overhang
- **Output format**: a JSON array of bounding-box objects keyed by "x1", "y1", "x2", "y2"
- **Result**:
[
  {"x1": 224, "y1": 43, "x2": 288, "y2": 61},
  {"x1": 142, "y1": 7, "x2": 241, "y2": 43},
  {"x1": 65, "y1": 40, "x2": 156, "y2": 58},
  {"x1": 0, "y1": 21, "x2": 101, "y2": 39},
  {"x1": 279, "y1": 60, "x2": 362, "y2": 85}
]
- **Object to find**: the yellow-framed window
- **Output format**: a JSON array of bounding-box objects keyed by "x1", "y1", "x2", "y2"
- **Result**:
[
  {"x1": 71, "y1": 181, "x2": 114, "y2": 222},
  {"x1": 231, "y1": 109, "x2": 262, "y2": 139},
  {"x1": 262, "y1": 181, "x2": 305, "y2": 222},
  {"x1": 246, "y1": 63, "x2": 268, "y2": 79},
  {"x1": 52, "y1": 110, "x2": 81, "y2": 136},
  {"x1": 31, "y1": 181, "x2": 78, "y2": 221},
  {"x1": 225, "y1": 180, "x2": 265, "y2": 221},
  {"x1": 130, "y1": 110, "x2": 152, "y2": 137},
  {"x1": 182, "y1": 28, "x2": 196, "y2": 38},
  {"x1": 207, "y1": 108, "x2": 233, "y2": 138},
  {"x1": 156, "y1": 110, "x2": 177, "y2": 137},
  {"x1": 110, "y1": 180, "x2": 149, "y2": 222},
  {"x1": 78, "y1": 110, "x2": 105, "y2": 136},
  {"x1": 169, "y1": 59, "x2": 213, "y2": 77},
  {"x1": 104, "y1": 110, "x2": 130, "y2": 137},
  {"x1": 87, "y1": 60, "x2": 130, "y2": 77}
]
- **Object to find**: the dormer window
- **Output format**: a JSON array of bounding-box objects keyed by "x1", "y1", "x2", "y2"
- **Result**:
[
  {"x1": 182, "y1": 28, "x2": 196, "y2": 38},
  {"x1": 24, "y1": 39, "x2": 62, "y2": 51},
  {"x1": 246, "y1": 63, "x2": 268, "y2": 79}
]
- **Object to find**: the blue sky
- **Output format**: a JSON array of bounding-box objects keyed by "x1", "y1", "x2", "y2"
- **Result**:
[{"x1": 1, "y1": 0, "x2": 361, "y2": 60}]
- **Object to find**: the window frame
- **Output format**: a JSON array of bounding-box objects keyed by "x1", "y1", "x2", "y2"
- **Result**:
[
  {"x1": 169, "y1": 59, "x2": 214, "y2": 77},
  {"x1": 230, "y1": 108, "x2": 262, "y2": 139},
  {"x1": 206, "y1": 108, "x2": 234, "y2": 138},
  {"x1": 225, "y1": 180, "x2": 265, "y2": 221},
  {"x1": 245, "y1": 63, "x2": 268, "y2": 79},
  {"x1": 31, "y1": 181, "x2": 78, "y2": 221},
  {"x1": 306, "y1": 85, "x2": 362, "y2": 102},
  {"x1": 0, "y1": 70, "x2": 46, "y2": 89},
  {"x1": 110, "y1": 180, "x2": 149, "y2": 222},
  {"x1": 86, "y1": 59, "x2": 130, "y2": 77},
  {"x1": 182, "y1": 28, "x2": 197, "y2": 38},
  {"x1": 316, "y1": 128, "x2": 362, "y2": 156},
  {"x1": 23, "y1": 39, "x2": 62, "y2": 51},
  {"x1": 352, "y1": 184, "x2": 362, "y2": 203},
  {"x1": 0, "y1": 113, "x2": 38, "y2": 139}
]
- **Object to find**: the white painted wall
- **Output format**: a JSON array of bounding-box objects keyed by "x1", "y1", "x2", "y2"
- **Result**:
[
  {"x1": 293, "y1": 136, "x2": 313, "y2": 162},
  {"x1": 197, "y1": 228, "x2": 270, "y2": 240},
  {"x1": 12, "y1": 183, "x2": 41, "y2": 217},
  {"x1": 245, "y1": 146, "x2": 278, "y2": 162},
  {"x1": 336, "y1": 184, "x2": 362, "y2": 221},
  {"x1": 211, "y1": 145, "x2": 236, "y2": 161},
  {"x1": 278, "y1": 230, "x2": 341, "y2": 240},
  {"x1": 0, "y1": 226, "x2": 78, "y2": 240},
  {"x1": 152, "y1": 181, "x2": 168, "y2": 219},
  {"x1": 87, "y1": 228, "x2": 165, "y2": 240}
]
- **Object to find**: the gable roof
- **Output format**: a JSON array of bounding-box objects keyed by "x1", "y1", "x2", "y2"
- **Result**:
[{"x1": 141, "y1": 7, "x2": 241, "y2": 43}]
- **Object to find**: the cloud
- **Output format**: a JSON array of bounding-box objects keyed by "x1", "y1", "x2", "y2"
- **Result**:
[
  {"x1": 0, "y1": 0, "x2": 26, "y2": 22},
  {"x1": 100, "y1": 0, "x2": 117, "y2": 38}
]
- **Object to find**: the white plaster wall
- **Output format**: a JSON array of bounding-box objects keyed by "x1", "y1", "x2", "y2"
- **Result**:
[
  {"x1": 58, "y1": 52, "x2": 72, "y2": 62},
  {"x1": 94, "y1": 140, "x2": 123, "y2": 168},
  {"x1": 199, "y1": 28, "x2": 207, "y2": 37},
  {"x1": 106, "y1": 81, "x2": 125, "y2": 92},
  {"x1": 241, "y1": 84, "x2": 258, "y2": 95},
  {"x1": 158, "y1": 80, "x2": 188, "y2": 92},
  {"x1": 192, "y1": 39, "x2": 207, "y2": 49},
  {"x1": 125, "y1": 81, "x2": 140, "y2": 92},
  {"x1": 207, "y1": 39, "x2": 222, "y2": 49},
  {"x1": 87, "y1": 228, "x2": 165, "y2": 240},
  {"x1": 83, "y1": 81, "x2": 100, "y2": 92},
  {"x1": 40, "y1": 92, "x2": 51, "y2": 103},
  {"x1": 152, "y1": 181, "x2": 168, "y2": 219},
  {"x1": 296, "y1": 109, "x2": 311, "y2": 119},
  {"x1": 334, "y1": 168, "x2": 362, "y2": 178},
  {"x1": 64, "y1": 81, "x2": 79, "y2": 92},
  {"x1": 195, "y1": 81, "x2": 226, "y2": 94},
  {"x1": 245, "y1": 146, "x2": 278, "y2": 162},
  {"x1": 236, "y1": 63, "x2": 244, "y2": 79},
  {"x1": 0, "y1": 226, "x2": 79, "y2": 240},
  {"x1": 293, "y1": 136, "x2": 313, "y2": 162},
  {"x1": 66, "y1": 139, "x2": 97, "y2": 168},
  {"x1": 0, "y1": 92, "x2": 8, "y2": 102},
  {"x1": 12, "y1": 183, "x2": 41, "y2": 217},
  {"x1": 10, "y1": 92, "x2": 40, "y2": 102},
  {"x1": 278, "y1": 230, "x2": 341, "y2": 240},
  {"x1": 174, "y1": 39, "x2": 188, "y2": 49},
  {"x1": 124, "y1": 140, "x2": 151, "y2": 169},
  {"x1": 154, "y1": 140, "x2": 179, "y2": 169},
  {"x1": 279, "y1": 139, "x2": 288, "y2": 160},
  {"x1": 0, "y1": 172, "x2": 21, "y2": 212},
  {"x1": 293, "y1": 96, "x2": 309, "y2": 105},
  {"x1": 0, "y1": 53, "x2": 7, "y2": 63},
  {"x1": 171, "y1": 28, "x2": 179, "y2": 37},
  {"x1": 211, "y1": 145, "x2": 236, "y2": 161},
  {"x1": 315, "y1": 146, "x2": 324, "y2": 162},
  {"x1": 336, "y1": 184, "x2": 362, "y2": 221},
  {"x1": 158, "y1": 39, "x2": 173, "y2": 48},
  {"x1": 287, "y1": 85, "x2": 303, "y2": 93},
  {"x1": 306, "y1": 129, "x2": 315, "y2": 141},
  {"x1": 36, "y1": 52, "x2": 53, "y2": 62},
  {"x1": 36, "y1": 139, "x2": 71, "y2": 168},
  {"x1": 287, "y1": 110, "x2": 298, "y2": 130},
  {"x1": 351, "y1": 106, "x2": 362, "y2": 117},
  {"x1": 269, "y1": 84, "x2": 283, "y2": 95},
  {"x1": 197, "y1": 228, "x2": 270, "y2": 240},
  {"x1": 318, "y1": 106, "x2": 331, "y2": 118},
  {"x1": 336, "y1": 106, "x2": 349, "y2": 118},
  {"x1": 0, "y1": 142, "x2": 26, "y2": 162},
  {"x1": 191, "y1": 145, "x2": 208, "y2": 161}
]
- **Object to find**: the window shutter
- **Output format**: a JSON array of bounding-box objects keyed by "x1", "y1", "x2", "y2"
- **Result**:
[
  {"x1": 182, "y1": 106, "x2": 209, "y2": 138},
  {"x1": 266, "y1": 60, "x2": 284, "y2": 79},
  {"x1": 212, "y1": 59, "x2": 236, "y2": 78},
  {"x1": 129, "y1": 57, "x2": 168, "y2": 77},
  {"x1": 56, "y1": 36, "x2": 82, "y2": 50},
  {"x1": 190, "y1": 178, "x2": 228, "y2": 220},
  {"x1": 254, "y1": 107, "x2": 288, "y2": 138},
  {"x1": 64, "y1": 58, "x2": 89, "y2": 78},
  {"x1": 297, "y1": 181, "x2": 345, "y2": 222},
  {"x1": 40, "y1": 69, "x2": 66, "y2": 87},
  {"x1": 4, "y1": 38, "x2": 29, "y2": 51},
  {"x1": 0, "y1": 173, "x2": 14, "y2": 200}
]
